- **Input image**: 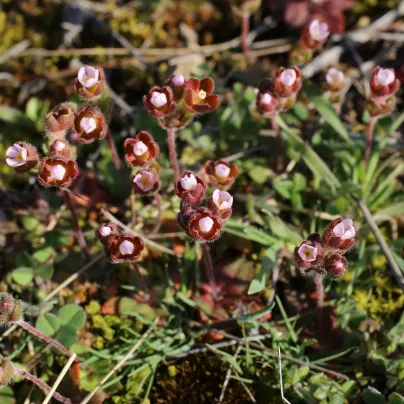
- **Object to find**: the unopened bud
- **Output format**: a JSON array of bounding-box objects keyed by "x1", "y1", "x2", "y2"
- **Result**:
[
  {"x1": 0, "y1": 293, "x2": 23, "y2": 325},
  {"x1": 324, "y1": 254, "x2": 348, "y2": 280},
  {"x1": 0, "y1": 356, "x2": 14, "y2": 386}
]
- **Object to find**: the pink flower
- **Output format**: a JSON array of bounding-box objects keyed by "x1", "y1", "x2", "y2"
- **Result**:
[
  {"x1": 280, "y1": 69, "x2": 297, "y2": 87},
  {"x1": 309, "y1": 19, "x2": 329, "y2": 42},
  {"x1": 370, "y1": 67, "x2": 400, "y2": 97},
  {"x1": 180, "y1": 173, "x2": 198, "y2": 191},
  {"x1": 132, "y1": 169, "x2": 160, "y2": 195},
  {"x1": 375, "y1": 68, "x2": 395, "y2": 87},
  {"x1": 77, "y1": 66, "x2": 100, "y2": 88},
  {"x1": 326, "y1": 67, "x2": 344, "y2": 91},
  {"x1": 297, "y1": 243, "x2": 318, "y2": 262},
  {"x1": 6, "y1": 142, "x2": 39, "y2": 173},
  {"x1": 294, "y1": 240, "x2": 323, "y2": 272},
  {"x1": 208, "y1": 189, "x2": 233, "y2": 220},
  {"x1": 332, "y1": 218, "x2": 355, "y2": 240},
  {"x1": 322, "y1": 217, "x2": 356, "y2": 251}
]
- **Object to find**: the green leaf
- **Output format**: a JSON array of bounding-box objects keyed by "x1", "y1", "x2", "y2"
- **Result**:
[
  {"x1": 58, "y1": 304, "x2": 86, "y2": 331},
  {"x1": 32, "y1": 247, "x2": 54, "y2": 264},
  {"x1": 34, "y1": 265, "x2": 54, "y2": 280},
  {"x1": 11, "y1": 267, "x2": 34, "y2": 286},
  {"x1": 362, "y1": 387, "x2": 387, "y2": 404},
  {"x1": 0, "y1": 386, "x2": 15, "y2": 404},
  {"x1": 277, "y1": 117, "x2": 341, "y2": 190},
  {"x1": 292, "y1": 172, "x2": 307, "y2": 192},
  {"x1": 376, "y1": 202, "x2": 404, "y2": 217},
  {"x1": 21, "y1": 215, "x2": 41, "y2": 232},
  {"x1": 273, "y1": 178, "x2": 294, "y2": 199},
  {"x1": 306, "y1": 87, "x2": 352, "y2": 144},
  {"x1": 389, "y1": 393, "x2": 404, "y2": 404},
  {"x1": 248, "y1": 247, "x2": 277, "y2": 294},
  {"x1": 206, "y1": 344, "x2": 243, "y2": 374},
  {"x1": 291, "y1": 102, "x2": 309, "y2": 121},
  {"x1": 224, "y1": 220, "x2": 276, "y2": 245},
  {"x1": 56, "y1": 324, "x2": 78, "y2": 347},
  {"x1": 35, "y1": 313, "x2": 61, "y2": 336},
  {"x1": 237, "y1": 303, "x2": 274, "y2": 322},
  {"x1": 119, "y1": 297, "x2": 156, "y2": 320}
]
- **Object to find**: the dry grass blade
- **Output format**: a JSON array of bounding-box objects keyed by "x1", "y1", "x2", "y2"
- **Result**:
[{"x1": 42, "y1": 354, "x2": 77, "y2": 404}]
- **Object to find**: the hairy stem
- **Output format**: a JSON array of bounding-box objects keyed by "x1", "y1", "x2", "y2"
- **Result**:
[
  {"x1": 241, "y1": 13, "x2": 250, "y2": 60},
  {"x1": 14, "y1": 369, "x2": 73, "y2": 404},
  {"x1": 130, "y1": 188, "x2": 136, "y2": 229},
  {"x1": 63, "y1": 190, "x2": 89, "y2": 259},
  {"x1": 201, "y1": 242, "x2": 218, "y2": 300},
  {"x1": 270, "y1": 116, "x2": 284, "y2": 173},
  {"x1": 106, "y1": 131, "x2": 122, "y2": 172},
  {"x1": 167, "y1": 128, "x2": 180, "y2": 182},
  {"x1": 314, "y1": 273, "x2": 324, "y2": 307},
  {"x1": 16, "y1": 321, "x2": 80, "y2": 363},
  {"x1": 364, "y1": 117, "x2": 377, "y2": 166},
  {"x1": 151, "y1": 193, "x2": 163, "y2": 234}
]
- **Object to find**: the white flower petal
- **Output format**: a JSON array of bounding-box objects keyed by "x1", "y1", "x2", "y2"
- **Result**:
[
  {"x1": 150, "y1": 92, "x2": 167, "y2": 108},
  {"x1": 309, "y1": 19, "x2": 329, "y2": 42},
  {"x1": 50, "y1": 164, "x2": 66, "y2": 181},
  {"x1": 54, "y1": 140, "x2": 66, "y2": 151},
  {"x1": 78, "y1": 66, "x2": 99, "y2": 88},
  {"x1": 376, "y1": 68, "x2": 395, "y2": 86},
  {"x1": 134, "y1": 171, "x2": 154, "y2": 192},
  {"x1": 215, "y1": 163, "x2": 231, "y2": 178},
  {"x1": 199, "y1": 217, "x2": 214, "y2": 233},
  {"x1": 172, "y1": 75, "x2": 185, "y2": 86},
  {"x1": 298, "y1": 243, "x2": 317, "y2": 262},
  {"x1": 133, "y1": 141, "x2": 148, "y2": 156},
  {"x1": 6, "y1": 158, "x2": 24, "y2": 167},
  {"x1": 99, "y1": 226, "x2": 112, "y2": 237},
  {"x1": 180, "y1": 174, "x2": 197, "y2": 191},
  {"x1": 260, "y1": 93, "x2": 272, "y2": 105},
  {"x1": 119, "y1": 240, "x2": 134, "y2": 255},
  {"x1": 80, "y1": 117, "x2": 97, "y2": 134},
  {"x1": 280, "y1": 69, "x2": 297, "y2": 87}
]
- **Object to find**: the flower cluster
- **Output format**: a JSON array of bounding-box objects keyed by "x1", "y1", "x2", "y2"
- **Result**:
[
  {"x1": 256, "y1": 67, "x2": 302, "y2": 117},
  {"x1": 290, "y1": 18, "x2": 330, "y2": 65},
  {"x1": 175, "y1": 171, "x2": 234, "y2": 242},
  {"x1": 324, "y1": 67, "x2": 345, "y2": 107},
  {"x1": 5, "y1": 65, "x2": 110, "y2": 188},
  {"x1": 143, "y1": 75, "x2": 220, "y2": 129},
  {"x1": 294, "y1": 218, "x2": 356, "y2": 280},
  {"x1": 367, "y1": 66, "x2": 401, "y2": 117},
  {"x1": 96, "y1": 222, "x2": 145, "y2": 263},
  {"x1": 124, "y1": 130, "x2": 161, "y2": 196}
]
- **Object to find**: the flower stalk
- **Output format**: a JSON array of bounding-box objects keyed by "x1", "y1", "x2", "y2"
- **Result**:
[
  {"x1": 15, "y1": 320, "x2": 80, "y2": 363},
  {"x1": 201, "y1": 242, "x2": 218, "y2": 301},
  {"x1": 241, "y1": 13, "x2": 250, "y2": 59},
  {"x1": 167, "y1": 128, "x2": 180, "y2": 182},
  {"x1": 106, "y1": 131, "x2": 123, "y2": 173},
  {"x1": 63, "y1": 190, "x2": 89, "y2": 259},
  {"x1": 314, "y1": 273, "x2": 324, "y2": 307},
  {"x1": 14, "y1": 368, "x2": 73, "y2": 404},
  {"x1": 151, "y1": 193, "x2": 163, "y2": 234}
]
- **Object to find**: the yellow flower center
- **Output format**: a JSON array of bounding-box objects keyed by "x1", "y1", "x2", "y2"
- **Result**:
[
  {"x1": 141, "y1": 176, "x2": 151, "y2": 187},
  {"x1": 304, "y1": 250, "x2": 313, "y2": 259},
  {"x1": 17, "y1": 153, "x2": 25, "y2": 163}
]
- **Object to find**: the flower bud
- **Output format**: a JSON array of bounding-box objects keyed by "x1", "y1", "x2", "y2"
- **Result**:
[
  {"x1": 107, "y1": 234, "x2": 145, "y2": 263},
  {"x1": 0, "y1": 356, "x2": 14, "y2": 386},
  {"x1": 294, "y1": 240, "x2": 323, "y2": 272},
  {"x1": 0, "y1": 293, "x2": 23, "y2": 325},
  {"x1": 256, "y1": 90, "x2": 279, "y2": 116},
  {"x1": 44, "y1": 103, "x2": 75, "y2": 138},
  {"x1": 5, "y1": 142, "x2": 39, "y2": 173},
  {"x1": 124, "y1": 131, "x2": 159, "y2": 167},
  {"x1": 370, "y1": 66, "x2": 400, "y2": 98},
  {"x1": 301, "y1": 18, "x2": 330, "y2": 50},
  {"x1": 207, "y1": 189, "x2": 233, "y2": 220},
  {"x1": 48, "y1": 139, "x2": 71, "y2": 159},
  {"x1": 38, "y1": 157, "x2": 79, "y2": 188},
  {"x1": 366, "y1": 97, "x2": 396, "y2": 118},
  {"x1": 132, "y1": 169, "x2": 160, "y2": 195},
  {"x1": 184, "y1": 77, "x2": 220, "y2": 114},
  {"x1": 73, "y1": 104, "x2": 107, "y2": 144},
  {"x1": 273, "y1": 67, "x2": 302, "y2": 98},
  {"x1": 73, "y1": 66, "x2": 105, "y2": 100},
  {"x1": 95, "y1": 223, "x2": 120, "y2": 246},
  {"x1": 204, "y1": 160, "x2": 238, "y2": 187},
  {"x1": 175, "y1": 171, "x2": 207, "y2": 206},
  {"x1": 325, "y1": 67, "x2": 345, "y2": 92},
  {"x1": 183, "y1": 207, "x2": 223, "y2": 242},
  {"x1": 165, "y1": 74, "x2": 187, "y2": 101},
  {"x1": 143, "y1": 86, "x2": 175, "y2": 119},
  {"x1": 322, "y1": 218, "x2": 356, "y2": 251},
  {"x1": 324, "y1": 253, "x2": 348, "y2": 280}
]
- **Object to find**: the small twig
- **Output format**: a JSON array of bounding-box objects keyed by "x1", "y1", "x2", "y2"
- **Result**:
[
  {"x1": 42, "y1": 354, "x2": 77, "y2": 404},
  {"x1": 278, "y1": 346, "x2": 292, "y2": 404},
  {"x1": 355, "y1": 197, "x2": 404, "y2": 289},
  {"x1": 241, "y1": 13, "x2": 250, "y2": 60},
  {"x1": 167, "y1": 128, "x2": 180, "y2": 182},
  {"x1": 219, "y1": 344, "x2": 243, "y2": 403},
  {"x1": 80, "y1": 318, "x2": 158, "y2": 404},
  {"x1": 101, "y1": 209, "x2": 179, "y2": 256}
]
